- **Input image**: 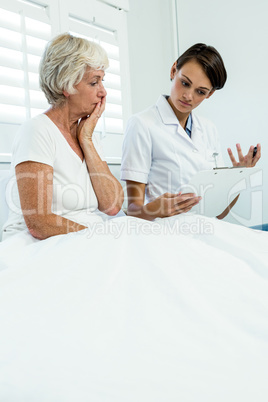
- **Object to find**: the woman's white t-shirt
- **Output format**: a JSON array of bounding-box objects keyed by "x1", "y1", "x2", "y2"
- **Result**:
[{"x1": 3, "y1": 114, "x2": 105, "y2": 239}]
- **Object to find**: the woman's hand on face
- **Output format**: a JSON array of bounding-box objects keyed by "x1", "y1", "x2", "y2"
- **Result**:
[
  {"x1": 77, "y1": 96, "x2": 106, "y2": 146},
  {"x1": 150, "y1": 192, "x2": 201, "y2": 218},
  {"x1": 227, "y1": 143, "x2": 261, "y2": 167}
]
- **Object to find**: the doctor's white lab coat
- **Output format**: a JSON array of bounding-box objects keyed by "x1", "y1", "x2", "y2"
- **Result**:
[{"x1": 121, "y1": 95, "x2": 225, "y2": 203}]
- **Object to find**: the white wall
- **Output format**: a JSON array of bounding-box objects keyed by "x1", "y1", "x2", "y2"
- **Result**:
[
  {"x1": 176, "y1": 0, "x2": 268, "y2": 226},
  {"x1": 127, "y1": 0, "x2": 176, "y2": 114}
]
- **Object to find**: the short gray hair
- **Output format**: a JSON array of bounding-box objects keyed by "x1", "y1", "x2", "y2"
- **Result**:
[{"x1": 39, "y1": 33, "x2": 109, "y2": 106}]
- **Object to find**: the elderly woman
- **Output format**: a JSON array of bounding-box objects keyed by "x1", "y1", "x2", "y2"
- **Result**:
[{"x1": 2, "y1": 33, "x2": 124, "y2": 240}]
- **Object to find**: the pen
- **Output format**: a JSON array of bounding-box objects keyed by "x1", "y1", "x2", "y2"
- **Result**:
[
  {"x1": 212, "y1": 152, "x2": 218, "y2": 168},
  {"x1": 253, "y1": 146, "x2": 257, "y2": 158}
]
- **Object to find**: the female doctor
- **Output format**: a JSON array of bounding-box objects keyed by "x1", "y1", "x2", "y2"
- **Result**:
[{"x1": 121, "y1": 43, "x2": 261, "y2": 221}]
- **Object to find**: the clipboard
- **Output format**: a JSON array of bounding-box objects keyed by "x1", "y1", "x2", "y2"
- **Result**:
[{"x1": 180, "y1": 167, "x2": 262, "y2": 217}]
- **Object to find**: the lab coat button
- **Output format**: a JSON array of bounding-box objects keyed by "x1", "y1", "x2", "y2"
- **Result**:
[{"x1": 192, "y1": 149, "x2": 198, "y2": 153}]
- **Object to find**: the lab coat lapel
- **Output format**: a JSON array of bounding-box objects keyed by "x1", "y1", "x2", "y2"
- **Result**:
[{"x1": 156, "y1": 95, "x2": 194, "y2": 146}]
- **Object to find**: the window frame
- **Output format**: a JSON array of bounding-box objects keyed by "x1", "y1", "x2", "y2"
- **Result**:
[{"x1": 0, "y1": 0, "x2": 131, "y2": 164}]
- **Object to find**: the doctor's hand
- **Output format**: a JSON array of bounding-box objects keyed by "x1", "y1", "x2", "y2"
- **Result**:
[
  {"x1": 126, "y1": 181, "x2": 201, "y2": 221},
  {"x1": 77, "y1": 96, "x2": 106, "y2": 146},
  {"x1": 227, "y1": 143, "x2": 261, "y2": 167},
  {"x1": 151, "y1": 192, "x2": 201, "y2": 218}
]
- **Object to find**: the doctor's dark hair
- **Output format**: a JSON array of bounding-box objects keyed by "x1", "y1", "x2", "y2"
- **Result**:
[{"x1": 175, "y1": 43, "x2": 227, "y2": 90}]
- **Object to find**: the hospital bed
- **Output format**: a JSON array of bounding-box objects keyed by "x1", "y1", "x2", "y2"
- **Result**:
[{"x1": 0, "y1": 167, "x2": 268, "y2": 402}]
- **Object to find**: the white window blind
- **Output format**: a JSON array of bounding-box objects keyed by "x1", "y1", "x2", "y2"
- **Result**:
[
  {"x1": 0, "y1": 0, "x2": 130, "y2": 163},
  {"x1": 0, "y1": 1, "x2": 51, "y2": 125},
  {"x1": 69, "y1": 16, "x2": 123, "y2": 137},
  {"x1": 97, "y1": 0, "x2": 129, "y2": 12}
]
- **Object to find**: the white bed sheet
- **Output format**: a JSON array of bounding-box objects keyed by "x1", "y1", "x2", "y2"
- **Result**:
[{"x1": 0, "y1": 214, "x2": 268, "y2": 401}]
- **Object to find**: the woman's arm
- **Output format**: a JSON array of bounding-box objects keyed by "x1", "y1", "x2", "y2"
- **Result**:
[
  {"x1": 16, "y1": 161, "x2": 86, "y2": 240},
  {"x1": 126, "y1": 180, "x2": 201, "y2": 221},
  {"x1": 80, "y1": 144, "x2": 124, "y2": 216},
  {"x1": 77, "y1": 99, "x2": 124, "y2": 216}
]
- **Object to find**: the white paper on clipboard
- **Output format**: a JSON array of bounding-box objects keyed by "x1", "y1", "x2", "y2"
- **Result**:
[{"x1": 180, "y1": 167, "x2": 262, "y2": 217}]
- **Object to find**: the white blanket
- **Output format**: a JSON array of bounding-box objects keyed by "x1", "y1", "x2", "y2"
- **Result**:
[{"x1": 0, "y1": 214, "x2": 268, "y2": 401}]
